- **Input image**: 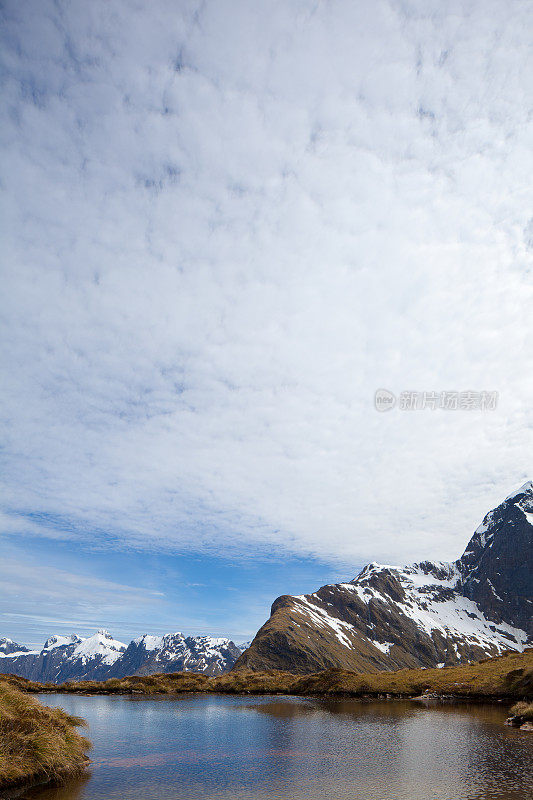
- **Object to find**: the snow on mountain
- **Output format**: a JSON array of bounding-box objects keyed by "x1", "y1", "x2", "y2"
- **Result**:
[
  {"x1": 236, "y1": 482, "x2": 533, "y2": 674},
  {"x1": 110, "y1": 633, "x2": 241, "y2": 678},
  {"x1": 132, "y1": 634, "x2": 163, "y2": 651},
  {"x1": 70, "y1": 630, "x2": 126, "y2": 665},
  {"x1": 343, "y1": 560, "x2": 528, "y2": 653},
  {"x1": 0, "y1": 638, "x2": 34, "y2": 657},
  {"x1": 43, "y1": 634, "x2": 83, "y2": 650},
  {"x1": 0, "y1": 630, "x2": 242, "y2": 682},
  {"x1": 505, "y1": 480, "x2": 533, "y2": 501}
]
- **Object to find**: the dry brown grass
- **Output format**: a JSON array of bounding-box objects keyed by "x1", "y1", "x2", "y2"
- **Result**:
[
  {"x1": 0, "y1": 680, "x2": 91, "y2": 790},
  {"x1": 509, "y1": 700, "x2": 533, "y2": 721},
  {"x1": 5, "y1": 648, "x2": 532, "y2": 702},
  {"x1": 290, "y1": 648, "x2": 533, "y2": 699}
]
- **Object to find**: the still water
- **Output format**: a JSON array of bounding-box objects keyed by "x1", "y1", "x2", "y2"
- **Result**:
[{"x1": 18, "y1": 694, "x2": 533, "y2": 800}]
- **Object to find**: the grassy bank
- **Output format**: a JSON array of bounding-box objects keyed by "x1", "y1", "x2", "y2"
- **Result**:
[
  {"x1": 509, "y1": 701, "x2": 533, "y2": 720},
  {"x1": 0, "y1": 680, "x2": 91, "y2": 791},
  {"x1": 507, "y1": 700, "x2": 533, "y2": 729},
  {"x1": 4, "y1": 648, "x2": 533, "y2": 701}
]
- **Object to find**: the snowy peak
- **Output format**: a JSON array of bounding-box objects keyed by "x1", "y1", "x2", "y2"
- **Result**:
[
  {"x1": 456, "y1": 481, "x2": 533, "y2": 637},
  {"x1": 0, "y1": 629, "x2": 242, "y2": 682},
  {"x1": 116, "y1": 633, "x2": 241, "y2": 678},
  {"x1": 132, "y1": 634, "x2": 164, "y2": 651},
  {"x1": 0, "y1": 638, "x2": 31, "y2": 656},
  {"x1": 70, "y1": 631, "x2": 126, "y2": 665},
  {"x1": 43, "y1": 634, "x2": 82, "y2": 650},
  {"x1": 462, "y1": 480, "x2": 533, "y2": 563},
  {"x1": 235, "y1": 483, "x2": 533, "y2": 674},
  {"x1": 505, "y1": 480, "x2": 533, "y2": 502}
]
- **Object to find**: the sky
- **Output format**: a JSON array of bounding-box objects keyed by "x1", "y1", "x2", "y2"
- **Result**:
[{"x1": 1, "y1": 0, "x2": 532, "y2": 648}]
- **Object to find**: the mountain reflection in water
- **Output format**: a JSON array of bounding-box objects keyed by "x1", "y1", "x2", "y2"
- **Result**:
[{"x1": 16, "y1": 694, "x2": 533, "y2": 800}]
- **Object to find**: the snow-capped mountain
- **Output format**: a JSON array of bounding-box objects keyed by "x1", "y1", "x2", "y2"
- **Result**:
[
  {"x1": 0, "y1": 638, "x2": 31, "y2": 656},
  {"x1": 235, "y1": 482, "x2": 533, "y2": 674},
  {"x1": 108, "y1": 633, "x2": 242, "y2": 678},
  {"x1": 0, "y1": 630, "x2": 127, "y2": 683},
  {"x1": 0, "y1": 629, "x2": 242, "y2": 683}
]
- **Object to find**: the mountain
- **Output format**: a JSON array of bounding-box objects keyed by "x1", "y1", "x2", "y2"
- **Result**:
[
  {"x1": 0, "y1": 630, "x2": 126, "y2": 683},
  {"x1": 234, "y1": 482, "x2": 533, "y2": 674},
  {"x1": 0, "y1": 638, "x2": 31, "y2": 656},
  {"x1": 108, "y1": 633, "x2": 242, "y2": 678},
  {"x1": 0, "y1": 630, "x2": 243, "y2": 683}
]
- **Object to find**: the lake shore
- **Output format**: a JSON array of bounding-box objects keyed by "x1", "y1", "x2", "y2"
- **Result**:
[
  {"x1": 2, "y1": 649, "x2": 531, "y2": 793},
  {"x1": 0, "y1": 681, "x2": 91, "y2": 793},
  {"x1": 4, "y1": 648, "x2": 532, "y2": 702}
]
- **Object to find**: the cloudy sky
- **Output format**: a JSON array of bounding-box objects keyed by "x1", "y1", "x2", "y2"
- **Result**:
[{"x1": 1, "y1": 0, "x2": 532, "y2": 646}]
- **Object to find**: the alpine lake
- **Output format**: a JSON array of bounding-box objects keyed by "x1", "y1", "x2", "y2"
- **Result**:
[{"x1": 13, "y1": 693, "x2": 533, "y2": 800}]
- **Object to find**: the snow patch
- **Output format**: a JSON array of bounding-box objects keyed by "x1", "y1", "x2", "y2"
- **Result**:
[
  {"x1": 369, "y1": 640, "x2": 394, "y2": 654},
  {"x1": 505, "y1": 480, "x2": 533, "y2": 501},
  {"x1": 515, "y1": 506, "x2": 533, "y2": 527},
  {"x1": 0, "y1": 649, "x2": 40, "y2": 658},
  {"x1": 134, "y1": 634, "x2": 163, "y2": 651},
  {"x1": 295, "y1": 596, "x2": 355, "y2": 648},
  {"x1": 71, "y1": 631, "x2": 126, "y2": 665},
  {"x1": 43, "y1": 634, "x2": 82, "y2": 650}
]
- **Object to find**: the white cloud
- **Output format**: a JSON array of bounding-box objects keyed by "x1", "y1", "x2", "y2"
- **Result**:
[
  {"x1": 0, "y1": 553, "x2": 164, "y2": 646},
  {"x1": 1, "y1": 0, "x2": 532, "y2": 569}
]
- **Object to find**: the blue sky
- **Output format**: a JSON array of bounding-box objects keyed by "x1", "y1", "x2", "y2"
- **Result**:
[
  {"x1": 1, "y1": 531, "x2": 346, "y2": 648},
  {"x1": 1, "y1": 0, "x2": 532, "y2": 647}
]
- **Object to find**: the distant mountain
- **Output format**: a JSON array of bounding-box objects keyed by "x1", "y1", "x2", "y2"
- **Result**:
[
  {"x1": 234, "y1": 482, "x2": 533, "y2": 674},
  {"x1": 0, "y1": 629, "x2": 243, "y2": 683},
  {"x1": 108, "y1": 633, "x2": 242, "y2": 678},
  {"x1": 0, "y1": 638, "x2": 31, "y2": 656},
  {"x1": 0, "y1": 630, "x2": 127, "y2": 683}
]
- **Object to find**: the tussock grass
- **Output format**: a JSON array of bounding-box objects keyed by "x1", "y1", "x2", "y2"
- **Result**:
[
  {"x1": 290, "y1": 648, "x2": 533, "y2": 699},
  {"x1": 0, "y1": 680, "x2": 90, "y2": 790},
  {"x1": 509, "y1": 701, "x2": 533, "y2": 721},
  {"x1": 4, "y1": 648, "x2": 532, "y2": 702}
]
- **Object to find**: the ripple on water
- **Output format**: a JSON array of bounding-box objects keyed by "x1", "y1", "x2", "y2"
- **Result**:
[{"x1": 16, "y1": 695, "x2": 533, "y2": 800}]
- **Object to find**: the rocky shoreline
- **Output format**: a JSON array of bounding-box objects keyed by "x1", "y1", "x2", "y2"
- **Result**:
[{"x1": 505, "y1": 700, "x2": 533, "y2": 732}]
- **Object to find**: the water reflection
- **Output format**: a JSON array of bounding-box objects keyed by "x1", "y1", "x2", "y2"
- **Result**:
[{"x1": 15, "y1": 694, "x2": 533, "y2": 800}]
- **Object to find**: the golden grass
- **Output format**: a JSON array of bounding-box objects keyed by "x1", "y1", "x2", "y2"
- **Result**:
[
  {"x1": 509, "y1": 701, "x2": 533, "y2": 721},
  {"x1": 4, "y1": 648, "x2": 533, "y2": 701},
  {"x1": 0, "y1": 680, "x2": 91, "y2": 790},
  {"x1": 291, "y1": 648, "x2": 533, "y2": 699}
]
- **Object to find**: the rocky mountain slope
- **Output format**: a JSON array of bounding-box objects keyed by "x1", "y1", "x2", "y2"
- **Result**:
[
  {"x1": 0, "y1": 638, "x2": 31, "y2": 656},
  {"x1": 235, "y1": 482, "x2": 533, "y2": 674},
  {"x1": 108, "y1": 633, "x2": 241, "y2": 677},
  {"x1": 0, "y1": 630, "x2": 243, "y2": 682}
]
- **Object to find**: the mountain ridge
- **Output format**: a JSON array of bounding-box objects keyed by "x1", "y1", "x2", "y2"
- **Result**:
[
  {"x1": 0, "y1": 629, "x2": 244, "y2": 682},
  {"x1": 234, "y1": 482, "x2": 533, "y2": 674}
]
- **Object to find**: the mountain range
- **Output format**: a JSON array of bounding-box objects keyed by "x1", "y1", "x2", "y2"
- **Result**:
[
  {"x1": 0, "y1": 630, "x2": 243, "y2": 682},
  {"x1": 234, "y1": 481, "x2": 533, "y2": 673},
  {"x1": 3, "y1": 482, "x2": 532, "y2": 682}
]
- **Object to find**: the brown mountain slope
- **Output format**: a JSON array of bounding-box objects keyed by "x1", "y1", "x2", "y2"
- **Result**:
[{"x1": 234, "y1": 483, "x2": 533, "y2": 674}]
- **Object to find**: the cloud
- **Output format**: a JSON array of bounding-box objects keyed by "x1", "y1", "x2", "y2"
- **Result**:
[
  {"x1": 0, "y1": 553, "x2": 165, "y2": 646},
  {"x1": 0, "y1": 0, "x2": 532, "y2": 572}
]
